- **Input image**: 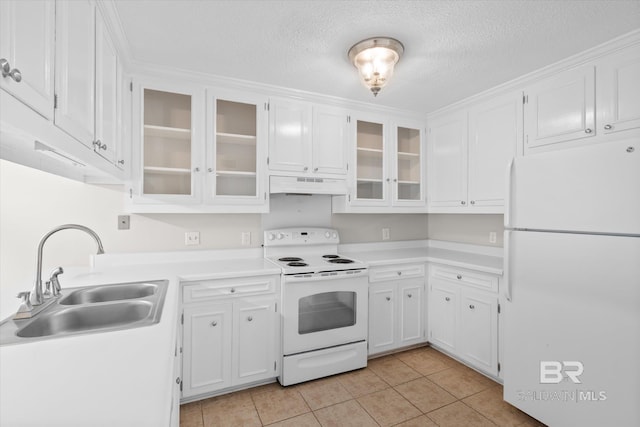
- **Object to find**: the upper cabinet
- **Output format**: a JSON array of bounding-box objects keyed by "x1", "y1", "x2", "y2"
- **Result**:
[
  {"x1": 427, "y1": 92, "x2": 520, "y2": 213},
  {"x1": 523, "y1": 42, "x2": 640, "y2": 154},
  {"x1": 128, "y1": 81, "x2": 269, "y2": 213},
  {"x1": 268, "y1": 98, "x2": 348, "y2": 176},
  {"x1": 333, "y1": 112, "x2": 426, "y2": 213},
  {"x1": 0, "y1": 0, "x2": 55, "y2": 119}
]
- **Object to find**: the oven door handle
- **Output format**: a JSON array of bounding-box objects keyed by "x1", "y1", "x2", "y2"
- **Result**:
[{"x1": 284, "y1": 270, "x2": 366, "y2": 283}]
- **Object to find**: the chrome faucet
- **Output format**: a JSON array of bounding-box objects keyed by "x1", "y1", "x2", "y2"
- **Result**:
[{"x1": 30, "y1": 224, "x2": 105, "y2": 306}]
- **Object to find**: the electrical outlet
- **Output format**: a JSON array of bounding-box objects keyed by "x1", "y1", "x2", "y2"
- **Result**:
[
  {"x1": 489, "y1": 231, "x2": 497, "y2": 244},
  {"x1": 185, "y1": 231, "x2": 200, "y2": 246},
  {"x1": 241, "y1": 232, "x2": 251, "y2": 246},
  {"x1": 117, "y1": 215, "x2": 130, "y2": 230},
  {"x1": 382, "y1": 228, "x2": 390, "y2": 241}
]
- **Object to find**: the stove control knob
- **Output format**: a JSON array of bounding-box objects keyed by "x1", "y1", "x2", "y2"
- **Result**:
[
  {"x1": 325, "y1": 231, "x2": 331, "y2": 239},
  {"x1": 332, "y1": 232, "x2": 338, "y2": 239},
  {"x1": 267, "y1": 233, "x2": 275, "y2": 241},
  {"x1": 276, "y1": 233, "x2": 285, "y2": 240}
]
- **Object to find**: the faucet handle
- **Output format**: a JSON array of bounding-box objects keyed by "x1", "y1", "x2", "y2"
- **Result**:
[
  {"x1": 17, "y1": 291, "x2": 31, "y2": 302},
  {"x1": 15, "y1": 291, "x2": 33, "y2": 317}
]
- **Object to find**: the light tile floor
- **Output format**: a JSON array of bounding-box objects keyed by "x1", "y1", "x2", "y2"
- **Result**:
[{"x1": 180, "y1": 346, "x2": 546, "y2": 427}]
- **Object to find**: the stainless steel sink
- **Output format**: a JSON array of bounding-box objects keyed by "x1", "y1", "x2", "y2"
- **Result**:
[
  {"x1": 59, "y1": 282, "x2": 158, "y2": 305},
  {"x1": 17, "y1": 301, "x2": 154, "y2": 338},
  {"x1": 0, "y1": 280, "x2": 168, "y2": 345}
]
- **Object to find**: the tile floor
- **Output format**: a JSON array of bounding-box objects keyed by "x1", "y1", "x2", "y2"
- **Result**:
[{"x1": 180, "y1": 346, "x2": 546, "y2": 427}]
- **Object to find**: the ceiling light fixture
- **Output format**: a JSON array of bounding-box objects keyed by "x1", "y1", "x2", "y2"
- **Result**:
[{"x1": 348, "y1": 37, "x2": 404, "y2": 97}]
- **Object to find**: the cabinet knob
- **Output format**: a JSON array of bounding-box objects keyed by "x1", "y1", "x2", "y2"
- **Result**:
[
  {"x1": 461, "y1": 201, "x2": 466, "y2": 205},
  {"x1": 230, "y1": 288, "x2": 236, "y2": 293},
  {"x1": 314, "y1": 167, "x2": 318, "y2": 172},
  {"x1": 407, "y1": 293, "x2": 412, "y2": 298},
  {"x1": 627, "y1": 146, "x2": 635, "y2": 153},
  {"x1": 445, "y1": 297, "x2": 450, "y2": 302},
  {"x1": 397, "y1": 271, "x2": 402, "y2": 276},
  {"x1": 8, "y1": 67, "x2": 21, "y2": 82},
  {"x1": 584, "y1": 128, "x2": 593, "y2": 134},
  {"x1": 303, "y1": 166, "x2": 308, "y2": 171},
  {"x1": 393, "y1": 178, "x2": 397, "y2": 183},
  {"x1": 176, "y1": 377, "x2": 181, "y2": 385},
  {"x1": 386, "y1": 178, "x2": 390, "y2": 182},
  {"x1": 247, "y1": 316, "x2": 253, "y2": 322},
  {"x1": 470, "y1": 200, "x2": 475, "y2": 205},
  {"x1": 457, "y1": 274, "x2": 462, "y2": 280},
  {"x1": 211, "y1": 321, "x2": 217, "y2": 327},
  {"x1": 469, "y1": 304, "x2": 475, "y2": 310},
  {"x1": 0, "y1": 59, "x2": 9, "y2": 75},
  {"x1": 604, "y1": 124, "x2": 613, "y2": 130},
  {"x1": 118, "y1": 159, "x2": 125, "y2": 165},
  {"x1": 386, "y1": 296, "x2": 391, "y2": 301},
  {"x1": 208, "y1": 168, "x2": 213, "y2": 173},
  {"x1": 194, "y1": 167, "x2": 200, "y2": 172}
]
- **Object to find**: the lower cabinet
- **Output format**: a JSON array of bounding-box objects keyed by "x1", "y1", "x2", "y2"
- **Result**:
[
  {"x1": 368, "y1": 264, "x2": 426, "y2": 356},
  {"x1": 181, "y1": 275, "x2": 280, "y2": 399},
  {"x1": 428, "y1": 264, "x2": 499, "y2": 376}
]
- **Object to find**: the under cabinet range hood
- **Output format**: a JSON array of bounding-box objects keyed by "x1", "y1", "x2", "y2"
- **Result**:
[{"x1": 269, "y1": 175, "x2": 348, "y2": 195}]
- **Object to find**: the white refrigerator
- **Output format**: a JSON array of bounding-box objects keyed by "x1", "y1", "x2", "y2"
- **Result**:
[{"x1": 503, "y1": 139, "x2": 640, "y2": 427}]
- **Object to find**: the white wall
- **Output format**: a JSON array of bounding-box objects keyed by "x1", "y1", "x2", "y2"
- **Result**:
[{"x1": 427, "y1": 214, "x2": 504, "y2": 247}]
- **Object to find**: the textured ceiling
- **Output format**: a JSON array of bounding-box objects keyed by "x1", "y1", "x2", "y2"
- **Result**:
[{"x1": 112, "y1": 0, "x2": 640, "y2": 113}]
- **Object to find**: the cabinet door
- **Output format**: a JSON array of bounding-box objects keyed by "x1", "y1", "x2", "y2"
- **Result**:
[
  {"x1": 312, "y1": 105, "x2": 349, "y2": 175},
  {"x1": 268, "y1": 98, "x2": 312, "y2": 172},
  {"x1": 458, "y1": 290, "x2": 498, "y2": 376},
  {"x1": 353, "y1": 115, "x2": 389, "y2": 206},
  {"x1": 399, "y1": 280, "x2": 424, "y2": 346},
  {"x1": 0, "y1": 0, "x2": 55, "y2": 119},
  {"x1": 427, "y1": 111, "x2": 467, "y2": 208},
  {"x1": 467, "y1": 93, "x2": 519, "y2": 208},
  {"x1": 182, "y1": 303, "x2": 232, "y2": 397},
  {"x1": 208, "y1": 90, "x2": 268, "y2": 205},
  {"x1": 597, "y1": 44, "x2": 640, "y2": 136},
  {"x1": 368, "y1": 284, "x2": 395, "y2": 355},
  {"x1": 233, "y1": 297, "x2": 278, "y2": 385},
  {"x1": 428, "y1": 282, "x2": 457, "y2": 353},
  {"x1": 55, "y1": 0, "x2": 95, "y2": 147},
  {"x1": 523, "y1": 64, "x2": 595, "y2": 152},
  {"x1": 94, "y1": 10, "x2": 118, "y2": 164},
  {"x1": 133, "y1": 82, "x2": 202, "y2": 204},
  {"x1": 393, "y1": 122, "x2": 425, "y2": 206}
]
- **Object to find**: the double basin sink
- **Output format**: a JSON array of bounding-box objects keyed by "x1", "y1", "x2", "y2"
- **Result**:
[{"x1": 0, "y1": 280, "x2": 168, "y2": 345}]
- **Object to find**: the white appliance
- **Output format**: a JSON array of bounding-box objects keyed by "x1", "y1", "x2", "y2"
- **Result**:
[
  {"x1": 264, "y1": 227, "x2": 368, "y2": 386},
  {"x1": 503, "y1": 139, "x2": 640, "y2": 427}
]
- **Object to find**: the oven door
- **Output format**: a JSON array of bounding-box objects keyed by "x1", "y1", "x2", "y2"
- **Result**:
[{"x1": 282, "y1": 270, "x2": 368, "y2": 355}]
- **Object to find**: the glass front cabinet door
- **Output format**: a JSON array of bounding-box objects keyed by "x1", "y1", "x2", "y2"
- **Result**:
[
  {"x1": 353, "y1": 116, "x2": 388, "y2": 206},
  {"x1": 392, "y1": 121, "x2": 425, "y2": 206},
  {"x1": 133, "y1": 82, "x2": 202, "y2": 205},
  {"x1": 206, "y1": 90, "x2": 268, "y2": 207}
]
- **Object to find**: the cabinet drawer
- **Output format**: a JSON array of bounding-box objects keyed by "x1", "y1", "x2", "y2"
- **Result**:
[
  {"x1": 183, "y1": 275, "x2": 279, "y2": 303},
  {"x1": 369, "y1": 263, "x2": 425, "y2": 283},
  {"x1": 429, "y1": 265, "x2": 498, "y2": 293}
]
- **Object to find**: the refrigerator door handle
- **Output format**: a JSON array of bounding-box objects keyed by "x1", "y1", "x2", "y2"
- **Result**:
[
  {"x1": 504, "y1": 230, "x2": 512, "y2": 302},
  {"x1": 504, "y1": 158, "x2": 515, "y2": 228}
]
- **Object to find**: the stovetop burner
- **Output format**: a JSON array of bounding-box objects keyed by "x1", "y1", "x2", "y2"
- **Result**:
[
  {"x1": 279, "y1": 257, "x2": 303, "y2": 262},
  {"x1": 322, "y1": 255, "x2": 340, "y2": 259},
  {"x1": 287, "y1": 261, "x2": 308, "y2": 267},
  {"x1": 328, "y1": 258, "x2": 355, "y2": 264}
]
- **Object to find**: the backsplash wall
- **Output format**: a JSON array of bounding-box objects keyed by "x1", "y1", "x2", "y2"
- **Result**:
[{"x1": 427, "y1": 213, "x2": 505, "y2": 247}]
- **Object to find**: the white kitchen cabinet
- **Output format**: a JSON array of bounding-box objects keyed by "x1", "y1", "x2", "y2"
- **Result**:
[
  {"x1": 427, "y1": 92, "x2": 519, "y2": 213},
  {"x1": 523, "y1": 64, "x2": 596, "y2": 153},
  {"x1": 268, "y1": 98, "x2": 348, "y2": 176},
  {"x1": 428, "y1": 264, "x2": 499, "y2": 377},
  {"x1": 334, "y1": 113, "x2": 426, "y2": 213},
  {"x1": 54, "y1": 0, "x2": 96, "y2": 147},
  {"x1": 182, "y1": 302, "x2": 233, "y2": 397},
  {"x1": 368, "y1": 264, "x2": 425, "y2": 355},
  {"x1": 181, "y1": 275, "x2": 280, "y2": 399},
  {"x1": 0, "y1": 0, "x2": 55, "y2": 119},
  {"x1": 206, "y1": 89, "x2": 268, "y2": 207},
  {"x1": 596, "y1": 43, "x2": 640, "y2": 136}
]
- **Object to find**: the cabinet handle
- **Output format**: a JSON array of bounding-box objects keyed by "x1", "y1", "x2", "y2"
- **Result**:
[
  {"x1": 585, "y1": 128, "x2": 593, "y2": 134},
  {"x1": 457, "y1": 274, "x2": 462, "y2": 280},
  {"x1": 604, "y1": 124, "x2": 613, "y2": 130},
  {"x1": 247, "y1": 316, "x2": 253, "y2": 322},
  {"x1": 230, "y1": 288, "x2": 236, "y2": 293},
  {"x1": 469, "y1": 304, "x2": 475, "y2": 310},
  {"x1": 407, "y1": 293, "x2": 412, "y2": 298},
  {"x1": 445, "y1": 297, "x2": 450, "y2": 302},
  {"x1": 386, "y1": 296, "x2": 391, "y2": 301},
  {"x1": 211, "y1": 321, "x2": 217, "y2": 327},
  {"x1": 461, "y1": 201, "x2": 466, "y2": 205}
]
